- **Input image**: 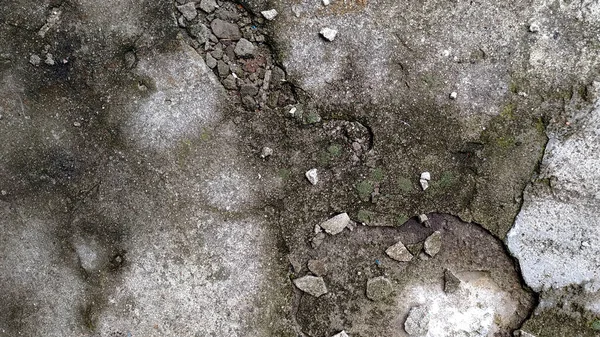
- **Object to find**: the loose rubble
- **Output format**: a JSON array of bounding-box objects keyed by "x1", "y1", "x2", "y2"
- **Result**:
[
  {"x1": 366, "y1": 276, "x2": 392, "y2": 301},
  {"x1": 177, "y1": 3, "x2": 197, "y2": 21},
  {"x1": 424, "y1": 231, "x2": 442, "y2": 257},
  {"x1": 234, "y1": 38, "x2": 256, "y2": 57},
  {"x1": 260, "y1": 146, "x2": 273, "y2": 158},
  {"x1": 308, "y1": 259, "x2": 328, "y2": 276},
  {"x1": 449, "y1": 91, "x2": 457, "y2": 100},
  {"x1": 305, "y1": 168, "x2": 319, "y2": 185},
  {"x1": 444, "y1": 269, "x2": 461, "y2": 294},
  {"x1": 320, "y1": 27, "x2": 338, "y2": 41},
  {"x1": 420, "y1": 171, "x2": 430, "y2": 191},
  {"x1": 294, "y1": 275, "x2": 328, "y2": 297},
  {"x1": 529, "y1": 22, "x2": 540, "y2": 33},
  {"x1": 331, "y1": 331, "x2": 348, "y2": 337},
  {"x1": 319, "y1": 213, "x2": 351, "y2": 235},
  {"x1": 311, "y1": 232, "x2": 326, "y2": 249},
  {"x1": 417, "y1": 214, "x2": 429, "y2": 225},
  {"x1": 199, "y1": 0, "x2": 218, "y2": 13},
  {"x1": 385, "y1": 241, "x2": 413, "y2": 262},
  {"x1": 404, "y1": 305, "x2": 430, "y2": 336},
  {"x1": 261, "y1": 9, "x2": 278, "y2": 20}
]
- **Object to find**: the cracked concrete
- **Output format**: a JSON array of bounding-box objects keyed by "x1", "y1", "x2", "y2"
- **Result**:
[{"x1": 1, "y1": 0, "x2": 600, "y2": 336}]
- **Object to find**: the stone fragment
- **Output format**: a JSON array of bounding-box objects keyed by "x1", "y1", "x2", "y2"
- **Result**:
[
  {"x1": 323, "y1": 0, "x2": 331, "y2": 5},
  {"x1": 320, "y1": 27, "x2": 338, "y2": 41},
  {"x1": 217, "y1": 60, "x2": 229, "y2": 77},
  {"x1": 516, "y1": 330, "x2": 537, "y2": 337},
  {"x1": 234, "y1": 38, "x2": 256, "y2": 57},
  {"x1": 45, "y1": 53, "x2": 55, "y2": 65},
  {"x1": 211, "y1": 19, "x2": 241, "y2": 40},
  {"x1": 177, "y1": 3, "x2": 197, "y2": 21},
  {"x1": 420, "y1": 179, "x2": 429, "y2": 190},
  {"x1": 418, "y1": 214, "x2": 428, "y2": 224},
  {"x1": 211, "y1": 48, "x2": 223, "y2": 59},
  {"x1": 311, "y1": 232, "x2": 325, "y2": 249},
  {"x1": 420, "y1": 172, "x2": 431, "y2": 181},
  {"x1": 199, "y1": 0, "x2": 218, "y2": 13},
  {"x1": 406, "y1": 242, "x2": 423, "y2": 256},
  {"x1": 529, "y1": 22, "x2": 540, "y2": 33},
  {"x1": 307, "y1": 259, "x2": 328, "y2": 276},
  {"x1": 205, "y1": 53, "x2": 217, "y2": 68},
  {"x1": 305, "y1": 168, "x2": 318, "y2": 185},
  {"x1": 29, "y1": 54, "x2": 41, "y2": 66},
  {"x1": 366, "y1": 276, "x2": 392, "y2": 301},
  {"x1": 404, "y1": 306, "x2": 430, "y2": 336},
  {"x1": 187, "y1": 23, "x2": 209, "y2": 43},
  {"x1": 331, "y1": 331, "x2": 348, "y2": 337},
  {"x1": 222, "y1": 75, "x2": 237, "y2": 90},
  {"x1": 261, "y1": 9, "x2": 278, "y2": 20},
  {"x1": 242, "y1": 96, "x2": 257, "y2": 110},
  {"x1": 386, "y1": 241, "x2": 413, "y2": 262},
  {"x1": 293, "y1": 275, "x2": 328, "y2": 297},
  {"x1": 424, "y1": 231, "x2": 442, "y2": 257},
  {"x1": 449, "y1": 91, "x2": 457, "y2": 100},
  {"x1": 444, "y1": 269, "x2": 460, "y2": 294},
  {"x1": 314, "y1": 224, "x2": 322, "y2": 233},
  {"x1": 260, "y1": 146, "x2": 273, "y2": 158},
  {"x1": 320, "y1": 213, "x2": 350, "y2": 235},
  {"x1": 240, "y1": 84, "x2": 258, "y2": 97}
]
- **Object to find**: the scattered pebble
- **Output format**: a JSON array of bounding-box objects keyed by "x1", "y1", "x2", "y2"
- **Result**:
[
  {"x1": 1, "y1": 190, "x2": 7, "y2": 196},
  {"x1": 311, "y1": 232, "x2": 326, "y2": 249},
  {"x1": 199, "y1": 0, "x2": 218, "y2": 13},
  {"x1": 234, "y1": 38, "x2": 256, "y2": 57},
  {"x1": 404, "y1": 306, "x2": 430, "y2": 336},
  {"x1": 177, "y1": 2, "x2": 198, "y2": 21},
  {"x1": 320, "y1": 27, "x2": 338, "y2": 41},
  {"x1": 308, "y1": 259, "x2": 328, "y2": 276},
  {"x1": 45, "y1": 53, "x2": 55, "y2": 66},
  {"x1": 29, "y1": 54, "x2": 41, "y2": 66},
  {"x1": 449, "y1": 91, "x2": 457, "y2": 100},
  {"x1": 424, "y1": 231, "x2": 442, "y2": 257},
  {"x1": 420, "y1": 171, "x2": 431, "y2": 181},
  {"x1": 323, "y1": 0, "x2": 331, "y2": 5},
  {"x1": 366, "y1": 276, "x2": 392, "y2": 301},
  {"x1": 305, "y1": 168, "x2": 319, "y2": 185},
  {"x1": 319, "y1": 213, "x2": 350, "y2": 235},
  {"x1": 516, "y1": 330, "x2": 537, "y2": 337},
  {"x1": 211, "y1": 19, "x2": 241, "y2": 40},
  {"x1": 260, "y1": 146, "x2": 273, "y2": 158},
  {"x1": 331, "y1": 331, "x2": 348, "y2": 337},
  {"x1": 73, "y1": 121, "x2": 82, "y2": 127},
  {"x1": 420, "y1": 171, "x2": 430, "y2": 190},
  {"x1": 444, "y1": 269, "x2": 461, "y2": 294},
  {"x1": 529, "y1": 22, "x2": 540, "y2": 33},
  {"x1": 314, "y1": 224, "x2": 322, "y2": 233},
  {"x1": 205, "y1": 53, "x2": 217, "y2": 68},
  {"x1": 261, "y1": 9, "x2": 278, "y2": 20},
  {"x1": 418, "y1": 214, "x2": 428, "y2": 224},
  {"x1": 293, "y1": 275, "x2": 328, "y2": 297},
  {"x1": 386, "y1": 241, "x2": 413, "y2": 262}
]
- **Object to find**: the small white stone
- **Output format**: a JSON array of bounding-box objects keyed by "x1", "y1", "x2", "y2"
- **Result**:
[
  {"x1": 529, "y1": 22, "x2": 540, "y2": 33},
  {"x1": 420, "y1": 179, "x2": 429, "y2": 190},
  {"x1": 323, "y1": 0, "x2": 331, "y2": 5},
  {"x1": 306, "y1": 168, "x2": 318, "y2": 185},
  {"x1": 518, "y1": 330, "x2": 537, "y2": 337},
  {"x1": 289, "y1": 106, "x2": 297, "y2": 115},
  {"x1": 320, "y1": 213, "x2": 351, "y2": 235},
  {"x1": 261, "y1": 9, "x2": 278, "y2": 20},
  {"x1": 73, "y1": 121, "x2": 81, "y2": 127},
  {"x1": 420, "y1": 172, "x2": 431, "y2": 181},
  {"x1": 418, "y1": 214, "x2": 428, "y2": 223},
  {"x1": 314, "y1": 224, "x2": 322, "y2": 234},
  {"x1": 29, "y1": 54, "x2": 41, "y2": 66},
  {"x1": 1, "y1": 190, "x2": 7, "y2": 196},
  {"x1": 331, "y1": 331, "x2": 348, "y2": 337},
  {"x1": 320, "y1": 27, "x2": 338, "y2": 41},
  {"x1": 260, "y1": 146, "x2": 273, "y2": 158},
  {"x1": 449, "y1": 91, "x2": 457, "y2": 100}
]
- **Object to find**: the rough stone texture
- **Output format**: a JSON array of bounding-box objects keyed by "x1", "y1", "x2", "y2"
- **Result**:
[
  {"x1": 366, "y1": 276, "x2": 393, "y2": 301},
  {"x1": 234, "y1": 38, "x2": 256, "y2": 57},
  {"x1": 444, "y1": 269, "x2": 461, "y2": 294},
  {"x1": 424, "y1": 231, "x2": 442, "y2": 257},
  {"x1": 177, "y1": 2, "x2": 197, "y2": 21},
  {"x1": 404, "y1": 305, "x2": 430, "y2": 336},
  {"x1": 308, "y1": 259, "x2": 328, "y2": 276},
  {"x1": 507, "y1": 82, "x2": 600, "y2": 337},
  {"x1": 386, "y1": 241, "x2": 413, "y2": 262},
  {"x1": 199, "y1": 0, "x2": 218, "y2": 13},
  {"x1": 210, "y1": 18, "x2": 241, "y2": 40},
  {"x1": 331, "y1": 331, "x2": 349, "y2": 337},
  {"x1": 320, "y1": 213, "x2": 351, "y2": 235},
  {"x1": 294, "y1": 275, "x2": 328, "y2": 297}
]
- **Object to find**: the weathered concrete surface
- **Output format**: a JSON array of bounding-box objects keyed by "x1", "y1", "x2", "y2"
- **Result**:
[{"x1": 507, "y1": 82, "x2": 600, "y2": 337}]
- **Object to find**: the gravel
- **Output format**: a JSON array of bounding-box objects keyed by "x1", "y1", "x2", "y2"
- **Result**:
[
  {"x1": 444, "y1": 269, "x2": 460, "y2": 294},
  {"x1": 177, "y1": 3, "x2": 198, "y2": 21},
  {"x1": 320, "y1": 27, "x2": 338, "y2": 41},
  {"x1": 424, "y1": 231, "x2": 442, "y2": 257},
  {"x1": 386, "y1": 241, "x2": 413, "y2": 262},
  {"x1": 307, "y1": 259, "x2": 328, "y2": 276},
  {"x1": 261, "y1": 9, "x2": 278, "y2": 20},
  {"x1": 260, "y1": 146, "x2": 273, "y2": 158},
  {"x1": 234, "y1": 38, "x2": 256, "y2": 57},
  {"x1": 199, "y1": 0, "x2": 218, "y2": 13},
  {"x1": 404, "y1": 306, "x2": 430, "y2": 336},
  {"x1": 366, "y1": 276, "x2": 392, "y2": 301},
  {"x1": 319, "y1": 213, "x2": 350, "y2": 235},
  {"x1": 305, "y1": 168, "x2": 319, "y2": 185},
  {"x1": 211, "y1": 19, "x2": 241, "y2": 40},
  {"x1": 205, "y1": 53, "x2": 217, "y2": 68},
  {"x1": 293, "y1": 275, "x2": 328, "y2": 297}
]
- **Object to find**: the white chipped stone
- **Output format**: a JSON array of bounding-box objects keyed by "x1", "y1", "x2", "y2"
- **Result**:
[
  {"x1": 331, "y1": 331, "x2": 348, "y2": 337},
  {"x1": 314, "y1": 224, "x2": 322, "y2": 234},
  {"x1": 529, "y1": 22, "x2": 540, "y2": 33},
  {"x1": 449, "y1": 91, "x2": 457, "y2": 99},
  {"x1": 405, "y1": 305, "x2": 430, "y2": 336},
  {"x1": 260, "y1": 146, "x2": 273, "y2": 158},
  {"x1": 386, "y1": 241, "x2": 413, "y2": 262},
  {"x1": 293, "y1": 275, "x2": 328, "y2": 297},
  {"x1": 420, "y1": 171, "x2": 431, "y2": 181},
  {"x1": 418, "y1": 214, "x2": 428, "y2": 223},
  {"x1": 320, "y1": 213, "x2": 350, "y2": 235},
  {"x1": 323, "y1": 0, "x2": 331, "y2": 5},
  {"x1": 518, "y1": 330, "x2": 537, "y2": 337},
  {"x1": 424, "y1": 231, "x2": 442, "y2": 257},
  {"x1": 305, "y1": 168, "x2": 318, "y2": 185},
  {"x1": 199, "y1": 0, "x2": 218, "y2": 13},
  {"x1": 320, "y1": 27, "x2": 338, "y2": 41},
  {"x1": 261, "y1": 9, "x2": 278, "y2": 20},
  {"x1": 420, "y1": 179, "x2": 429, "y2": 190}
]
